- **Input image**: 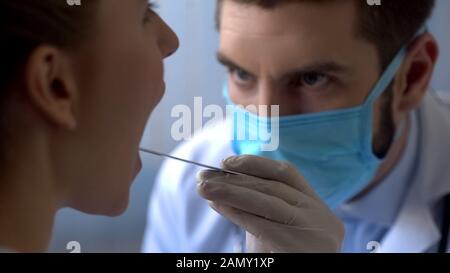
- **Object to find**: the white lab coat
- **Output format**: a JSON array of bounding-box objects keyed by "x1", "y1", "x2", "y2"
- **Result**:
[{"x1": 142, "y1": 92, "x2": 450, "y2": 253}]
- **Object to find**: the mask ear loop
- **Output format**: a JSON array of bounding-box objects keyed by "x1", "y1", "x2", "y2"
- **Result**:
[
  {"x1": 359, "y1": 26, "x2": 428, "y2": 162},
  {"x1": 394, "y1": 28, "x2": 429, "y2": 146},
  {"x1": 391, "y1": 26, "x2": 428, "y2": 143},
  {"x1": 359, "y1": 48, "x2": 406, "y2": 162}
]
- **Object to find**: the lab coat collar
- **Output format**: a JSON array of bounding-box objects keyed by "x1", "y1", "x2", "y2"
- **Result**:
[{"x1": 381, "y1": 92, "x2": 450, "y2": 252}]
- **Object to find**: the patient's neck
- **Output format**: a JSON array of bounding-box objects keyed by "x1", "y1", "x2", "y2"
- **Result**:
[{"x1": 0, "y1": 140, "x2": 59, "y2": 252}]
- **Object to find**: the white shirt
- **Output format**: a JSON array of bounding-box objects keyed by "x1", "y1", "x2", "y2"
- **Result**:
[{"x1": 142, "y1": 92, "x2": 450, "y2": 253}]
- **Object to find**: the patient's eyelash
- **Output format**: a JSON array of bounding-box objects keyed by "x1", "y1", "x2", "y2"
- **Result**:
[
  {"x1": 144, "y1": 2, "x2": 159, "y2": 24},
  {"x1": 148, "y1": 1, "x2": 159, "y2": 10}
]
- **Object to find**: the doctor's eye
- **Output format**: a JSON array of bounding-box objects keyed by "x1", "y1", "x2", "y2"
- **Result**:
[
  {"x1": 229, "y1": 67, "x2": 256, "y2": 89},
  {"x1": 290, "y1": 72, "x2": 329, "y2": 89}
]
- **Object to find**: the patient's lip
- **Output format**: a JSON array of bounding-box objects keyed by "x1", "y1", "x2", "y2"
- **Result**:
[
  {"x1": 136, "y1": 155, "x2": 143, "y2": 173},
  {"x1": 132, "y1": 155, "x2": 143, "y2": 180}
]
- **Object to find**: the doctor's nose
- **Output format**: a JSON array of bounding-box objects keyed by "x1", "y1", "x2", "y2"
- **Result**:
[{"x1": 257, "y1": 84, "x2": 291, "y2": 116}]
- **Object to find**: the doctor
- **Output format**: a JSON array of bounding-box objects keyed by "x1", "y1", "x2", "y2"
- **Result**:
[{"x1": 143, "y1": 0, "x2": 450, "y2": 252}]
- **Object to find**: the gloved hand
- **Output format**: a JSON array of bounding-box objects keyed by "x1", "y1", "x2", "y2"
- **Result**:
[{"x1": 197, "y1": 155, "x2": 345, "y2": 253}]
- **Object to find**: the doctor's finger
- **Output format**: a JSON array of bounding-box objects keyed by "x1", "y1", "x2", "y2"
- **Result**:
[
  {"x1": 208, "y1": 201, "x2": 284, "y2": 244},
  {"x1": 198, "y1": 170, "x2": 313, "y2": 208},
  {"x1": 222, "y1": 155, "x2": 320, "y2": 201},
  {"x1": 198, "y1": 181, "x2": 301, "y2": 225}
]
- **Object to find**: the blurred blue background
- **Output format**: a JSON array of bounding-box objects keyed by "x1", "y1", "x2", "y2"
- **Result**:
[{"x1": 48, "y1": 0, "x2": 450, "y2": 252}]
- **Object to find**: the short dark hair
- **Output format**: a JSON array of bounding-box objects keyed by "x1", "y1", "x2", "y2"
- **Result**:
[{"x1": 216, "y1": 0, "x2": 436, "y2": 70}]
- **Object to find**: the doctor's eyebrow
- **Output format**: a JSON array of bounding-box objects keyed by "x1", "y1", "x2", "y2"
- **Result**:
[
  {"x1": 217, "y1": 52, "x2": 256, "y2": 77},
  {"x1": 217, "y1": 51, "x2": 351, "y2": 82}
]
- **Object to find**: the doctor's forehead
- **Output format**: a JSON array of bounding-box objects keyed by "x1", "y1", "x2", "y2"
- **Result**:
[
  {"x1": 219, "y1": 0, "x2": 356, "y2": 37},
  {"x1": 218, "y1": 1, "x2": 363, "y2": 74}
]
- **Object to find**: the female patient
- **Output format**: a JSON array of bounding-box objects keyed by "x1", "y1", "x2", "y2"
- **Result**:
[{"x1": 0, "y1": 0, "x2": 178, "y2": 252}]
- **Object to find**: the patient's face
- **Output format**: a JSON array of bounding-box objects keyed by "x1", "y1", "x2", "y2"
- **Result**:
[
  {"x1": 60, "y1": 0, "x2": 178, "y2": 215},
  {"x1": 218, "y1": 0, "x2": 381, "y2": 116}
]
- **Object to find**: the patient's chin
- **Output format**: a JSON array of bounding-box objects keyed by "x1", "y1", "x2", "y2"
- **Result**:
[
  {"x1": 105, "y1": 194, "x2": 130, "y2": 217},
  {"x1": 70, "y1": 192, "x2": 131, "y2": 217}
]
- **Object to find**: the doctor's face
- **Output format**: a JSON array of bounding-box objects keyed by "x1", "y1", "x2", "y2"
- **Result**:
[
  {"x1": 218, "y1": 0, "x2": 394, "y2": 156},
  {"x1": 60, "y1": 0, "x2": 178, "y2": 215}
]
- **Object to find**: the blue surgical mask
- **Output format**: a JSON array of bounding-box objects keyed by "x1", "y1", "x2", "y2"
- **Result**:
[{"x1": 224, "y1": 39, "x2": 413, "y2": 209}]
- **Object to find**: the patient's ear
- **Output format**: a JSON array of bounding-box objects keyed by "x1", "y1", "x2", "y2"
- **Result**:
[
  {"x1": 392, "y1": 32, "x2": 439, "y2": 114},
  {"x1": 24, "y1": 46, "x2": 79, "y2": 130}
]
